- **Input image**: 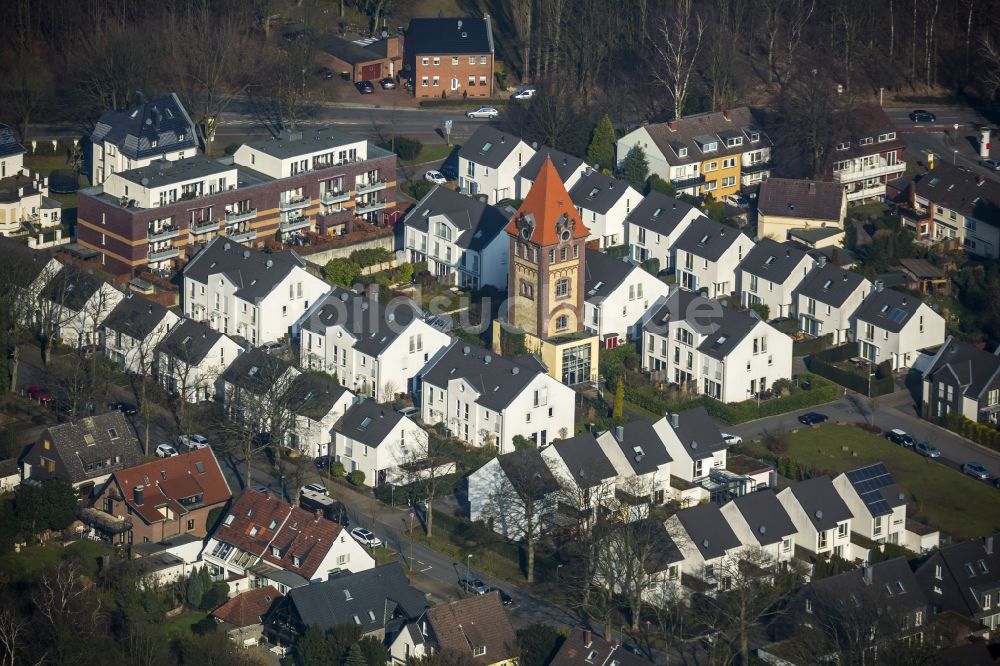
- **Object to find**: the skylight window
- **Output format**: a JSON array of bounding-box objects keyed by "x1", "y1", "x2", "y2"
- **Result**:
[
  {"x1": 344, "y1": 589, "x2": 353, "y2": 600},
  {"x1": 880, "y1": 305, "x2": 890, "y2": 314},
  {"x1": 108, "y1": 428, "x2": 119, "y2": 440},
  {"x1": 765, "y1": 255, "x2": 776, "y2": 265},
  {"x1": 249, "y1": 526, "x2": 259, "y2": 537},
  {"x1": 353, "y1": 615, "x2": 362, "y2": 625},
  {"x1": 823, "y1": 280, "x2": 833, "y2": 290},
  {"x1": 359, "y1": 417, "x2": 373, "y2": 430},
  {"x1": 195, "y1": 462, "x2": 206, "y2": 473},
  {"x1": 481, "y1": 142, "x2": 493, "y2": 153},
  {"x1": 368, "y1": 610, "x2": 376, "y2": 621},
  {"x1": 268, "y1": 519, "x2": 277, "y2": 529},
  {"x1": 588, "y1": 187, "x2": 600, "y2": 198},
  {"x1": 84, "y1": 434, "x2": 95, "y2": 445},
  {"x1": 699, "y1": 234, "x2": 710, "y2": 244},
  {"x1": 224, "y1": 514, "x2": 234, "y2": 525},
  {"x1": 653, "y1": 208, "x2": 663, "y2": 217}
]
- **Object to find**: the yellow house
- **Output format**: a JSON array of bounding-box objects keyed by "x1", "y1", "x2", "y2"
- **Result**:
[{"x1": 756, "y1": 177, "x2": 847, "y2": 243}]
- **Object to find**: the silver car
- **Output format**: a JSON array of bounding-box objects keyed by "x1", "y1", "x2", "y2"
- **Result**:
[{"x1": 466, "y1": 107, "x2": 499, "y2": 119}]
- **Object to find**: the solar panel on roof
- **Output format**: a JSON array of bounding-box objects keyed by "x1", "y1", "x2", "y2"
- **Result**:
[
  {"x1": 889, "y1": 308, "x2": 908, "y2": 324},
  {"x1": 847, "y1": 463, "x2": 896, "y2": 516}
]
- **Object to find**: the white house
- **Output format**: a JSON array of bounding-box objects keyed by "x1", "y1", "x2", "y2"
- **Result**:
[
  {"x1": 220, "y1": 347, "x2": 301, "y2": 430},
  {"x1": 90, "y1": 92, "x2": 199, "y2": 187},
  {"x1": 665, "y1": 503, "x2": 744, "y2": 593},
  {"x1": 656, "y1": 407, "x2": 727, "y2": 484},
  {"x1": 202, "y1": 490, "x2": 374, "y2": 593},
  {"x1": 538, "y1": 432, "x2": 618, "y2": 521},
  {"x1": 401, "y1": 185, "x2": 512, "y2": 290},
  {"x1": 515, "y1": 148, "x2": 588, "y2": 201},
  {"x1": 852, "y1": 285, "x2": 946, "y2": 371},
  {"x1": 286, "y1": 373, "x2": 355, "y2": 459},
  {"x1": 583, "y1": 249, "x2": 670, "y2": 346},
  {"x1": 833, "y1": 463, "x2": 939, "y2": 554},
  {"x1": 39, "y1": 266, "x2": 124, "y2": 348},
  {"x1": 568, "y1": 170, "x2": 640, "y2": 248},
  {"x1": 157, "y1": 317, "x2": 243, "y2": 403},
  {"x1": 777, "y1": 476, "x2": 857, "y2": 562},
  {"x1": 673, "y1": 217, "x2": 753, "y2": 297},
  {"x1": 101, "y1": 293, "x2": 180, "y2": 374},
  {"x1": 457, "y1": 126, "x2": 535, "y2": 203},
  {"x1": 642, "y1": 291, "x2": 794, "y2": 403},
  {"x1": 596, "y1": 419, "x2": 673, "y2": 513},
  {"x1": 720, "y1": 490, "x2": 798, "y2": 565},
  {"x1": 0, "y1": 125, "x2": 65, "y2": 248},
  {"x1": 182, "y1": 237, "x2": 329, "y2": 347},
  {"x1": 420, "y1": 341, "x2": 575, "y2": 453},
  {"x1": 794, "y1": 260, "x2": 871, "y2": 344},
  {"x1": 295, "y1": 286, "x2": 450, "y2": 400},
  {"x1": 330, "y1": 400, "x2": 426, "y2": 486},
  {"x1": 624, "y1": 191, "x2": 704, "y2": 271},
  {"x1": 736, "y1": 238, "x2": 814, "y2": 320},
  {"x1": 467, "y1": 448, "x2": 560, "y2": 538}
]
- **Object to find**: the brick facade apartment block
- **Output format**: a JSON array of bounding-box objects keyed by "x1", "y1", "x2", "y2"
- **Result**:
[{"x1": 405, "y1": 17, "x2": 495, "y2": 99}]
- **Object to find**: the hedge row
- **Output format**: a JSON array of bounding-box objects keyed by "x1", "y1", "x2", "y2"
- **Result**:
[
  {"x1": 943, "y1": 412, "x2": 1000, "y2": 452},
  {"x1": 792, "y1": 333, "x2": 834, "y2": 357},
  {"x1": 809, "y1": 357, "x2": 894, "y2": 396},
  {"x1": 373, "y1": 472, "x2": 463, "y2": 505}
]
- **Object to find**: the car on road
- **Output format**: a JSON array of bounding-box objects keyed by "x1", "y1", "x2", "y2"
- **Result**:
[
  {"x1": 512, "y1": 86, "x2": 536, "y2": 100},
  {"x1": 798, "y1": 412, "x2": 828, "y2": 426},
  {"x1": 458, "y1": 576, "x2": 488, "y2": 594},
  {"x1": 379, "y1": 77, "x2": 396, "y2": 89},
  {"x1": 254, "y1": 485, "x2": 270, "y2": 495},
  {"x1": 982, "y1": 159, "x2": 1000, "y2": 171},
  {"x1": 909, "y1": 110, "x2": 936, "y2": 122},
  {"x1": 350, "y1": 527, "x2": 383, "y2": 548},
  {"x1": 108, "y1": 401, "x2": 138, "y2": 415},
  {"x1": 721, "y1": 433, "x2": 743, "y2": 446},
  {"x1": 303, "y1": 483, "x2": 328, "y2": 496},
  {"x1": 26, "y1": 385, "x2": 54, "y2": 405},
  {"x1": 355, "y1": 80, "x2": 375, "y2": 94},
  {"x1": 155, "y1": 444, "x2": 179, "y2": 458},
  {"x1": 885, "y1": 429, "x2": 915, "y2": 448},
  {"x1": 317, "y1": 67, "x2": 334, "y2": 79},
  {"x1": 962, "y1": 462, "x2": 991, "y2": 480},
  {"x1": 424, "y1": 170, "x2": 447, "y2": 184},
  {"x1": 488, "y1": 586, "x2": 513, "y2": 605},
  {"x1": 260, "y1": 341, "x2": 286, "y2": 355},
  {"x1": 178, "y1": 434, "x2": 209, "y2": 450},
  {"x1": 466, "y1": 106, "x2": 499, "y2": 119},
  {"x1": 914, "y1": 441, "x2": 941, "y2": 458}
]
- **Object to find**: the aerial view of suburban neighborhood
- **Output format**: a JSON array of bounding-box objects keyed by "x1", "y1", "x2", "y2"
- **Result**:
[{"x1": 3, "y1": 1, "x2": 1000, "y2": 665}]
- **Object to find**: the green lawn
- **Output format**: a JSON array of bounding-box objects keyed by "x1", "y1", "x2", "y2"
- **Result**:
[
  {"x1": 166, "y1": 610, "x2": 208, "y2": 639},
  {"x1": 747, "y1": 425, "x2": 1000, "y2": 540},
  {"x1": 371, "y1": 546, "x2": 398, "y2": 566},
  {"x1": 0, "y1": 540, "x2": 113, "y2": 578},
  {"x1": 399, "y1": 143, "x2": 456, "y2": 167},
  {"x1": 413, "y1": 511, "x2": 524, "y2": 583}
]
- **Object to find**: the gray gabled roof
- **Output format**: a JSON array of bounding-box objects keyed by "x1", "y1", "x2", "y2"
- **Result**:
[
  {"x1": 853, "y1": 287, "x2": 923, "y2": 334},
  {"x1": 115, "y1": 155, "x2": 231, "y2": 189},
  {"x1": 496, "y1": 448, "x2": 561, "y2": 495},
  {"x1": 240, "y1": 126, "x2": 360, "y2": 160},
  {"x1": 300, "y1": 287, "x2": 422, "y2": 357},
  {"x1": 102, "y1": 294, "x2": 172, "y2": 341},
  {"x1": 458, "y1": 126, "x2": 526, "y2": 170},
  {"x1": 0, "y1": 124, "x2": 26, "y2": 159},
  {"x1": 626, "y1": 191, "x2": 701, "y2": 234},
  {"x1": 758, "y1": 178, "x2": 844, "y2": 221},
  {"x1": 843, "y1": 463, "x2": 906, "y2": 517},
  {"x1": 90, "y1": 93, "x2": 198, "y2": 161},
  {"x1": 609, "y1": 418, "x2": 671, "y2": 475},
  {"x1": 41, "y1": 265, "x2": 107, "y2": 312},
  {"x1": 517, "y1": 148, "x2": 586, "y2": 184},
  {"x1": 405, "y1": 16, "x2": 494, "y2": 55},
  {"x1": 42, "y1": 411, "x2": 143, "y2": 484},
  {"x1": 569, "y1": 171, "x2": 633, "y2": 215},
  {"x1": 157, "y1": 318, "x2": 230, "y2": 365},
  {"x1": 808, "y1": 556, "x2": 927, "y2": 618},
  {"x1": 673, "y1": 217, "x2": 744, "y2": 262},
  {"x1": 789, "y1": 475, "x2": 854, "y2": 531},
  {"x1": 675, "y1": 503, "x2": 742, "y2": 561},
  {"x1": 183, "y1": 237, "x2": 307, "y2": 304},
  {"x1": 696, "y1": 307, "x2": 760, "y2": 361},
  {"x1": 421, "y1": 340, "x2": 542, "y2": 412},
  {"x1": 642, "y1": 288, "x2": 702, "y2": 335},
  {"x1": 333, "y1": 400, "x2": 405, "y2": 447},
  {"x1": 549, "y1": 432, "x2": 617, "y2": 487},
  {"x1": 667, "y1": 406, "x2": 726, "y2": 460},
  {"x1": 221, "y1": 347, "x2": 294, "y2": 395},
  {"x1": 925, "y1": 336, "x2": 1000, "y2": 401},
  {"x1": 584, "y1": 250, "x2": 639, "y2": 304},
  {"x1": 403, "y1": 185, "x2": 514, "y2": 251},
  {"x1": 0, "y1": 237, "x2": 56, "y2": 290},
  {"x1": 288, "y1": 372, "x2": 351, "y2": 421},
  {"x1": 282, "y1": 563, "x2": 427, "y2": 633},
  {"x1": 731, "y1": 490, "x2": 797, "y2": 546},
  {"x1": 795, "y1": 262, "x2": 868, "y2": 307},
  {"x1": 738, "y1": 238, "x2": 810, "y2": 284}
]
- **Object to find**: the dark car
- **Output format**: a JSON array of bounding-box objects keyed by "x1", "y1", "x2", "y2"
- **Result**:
[
  {"x1": 314, "y1": 455, "x2": 331, "y2": 470},
  {"x1": 317, "y1": 67, "x2": 334, "y2": 79},
  {"x1": 798, "y1": 412, "x2": 828, "y2": 426},
  {"x1": 379, "y1": 77, "x2": 396, "y2": 89},
  {"x1": 440, "y1": 165, "x2": 458, "y2": 180},
  {"x1": 488, "y1": 587, "x2": 513, "y2": 606},
  {"x1": 108, "y1": 401, "x2": 138, "y2": 415},
  {"x1": 26, "y1": 385, "x2": 54, "y2": 405},
  {"x1": 355, "y1": 80, "x2": 375, "y2": 94},
  {"x1": 909, "y1": 110, "x2": 936, "y2": 122},
  {"x1": 885, "y1": 429, "x2": 915, "y2": 448}
]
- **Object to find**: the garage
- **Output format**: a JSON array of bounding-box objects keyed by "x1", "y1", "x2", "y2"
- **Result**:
[{"x1": 360, "y1": 63, "x2": 382, "y2": 81}]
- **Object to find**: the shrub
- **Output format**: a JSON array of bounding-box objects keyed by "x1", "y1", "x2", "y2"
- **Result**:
[
  {"x1": 512, "y1": 435, "x2": 534, "y2": 450},
  {"x1": 378, "y1": 135, "x2": 423, "y2": 161},
  {"x1": 401, "y1": 179, "x2": 435, "y2": 201},
  {"x1": 349, "y1": 247, "x2": 392, "y2": 268},
  {"x1": 764, "y1": 432, "x2": 789, "y2": 455},
  {"x1": 397, "y1": 263, "x2": 415, "y2": 283},
  {"x1": 348, "y1": 470, "x2": 366, "y2": 486},
  {"x1": 749, "y1": 302, "x2": 770, "y2": 321},
  {"x1": 645, "y1": 174, "x2": 677, "y2": 197},
  {"x1": 641, "y1": 258, "x2": 661, "y2": 276},
  {"x1": 325, "y1": 258, "x2": 361, "y2": 287},
  {"x1": 331, "y1": 461, "x2": 346, "y2": 478}
]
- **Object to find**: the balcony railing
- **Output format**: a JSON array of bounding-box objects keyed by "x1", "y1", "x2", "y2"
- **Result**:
[
  {"x1": 148, "y1": 226, "x2": 180, "y2": 242},
  {"x1": 225, "y1": 208, "x2": 257, "y2": 223},
  {"x1": 356, "y1": 200, "x2": 387, "y2": 215},
  {"x1": 355, "y1": 179, "x2": 388, "y2": 195},
  {"x1": 845, "y1": 185, "x2": 887, "y2": 202},
  {"x1": 833, "y1": 162, "x2": 905, "y2": 182},
  {"x1": 279, "y1": 196, "x2": 311, "y2": 212},
  {"x1": 148, "y1": 246, "x2": 180, "y2": 262},
  {"x1": 671, "y1": 174, "x2": 706, "y2": 190},
  {"x1": 190, "y1": 219, "x2": 221, "y2": 234},
  {"x1": 742, "y1": 160, "x2": 773, "y2": 175},
  {"x1": 280, "y1": 215, "x2": 311, "y2": 233},
  {"x1": 321, "y1": 190, "x2": 352, "y2": 205},
  {"x1": 228, "y1": 228, "x2": 256, "y2": 243}
]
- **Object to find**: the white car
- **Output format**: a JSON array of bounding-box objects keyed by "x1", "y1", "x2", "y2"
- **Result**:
[
  {"x1": 512, "y1": 87, "x2": 536, "y2": 100},
  {"x1": 350, "y1": 527, "x2": 383, "y2": 548},
  {"x1": 424, "y1": 170, "x2": 447, "y2": 184},
  {"x1": 178, "y1": 434, "x2": 209, "y2": 450},
  {"x1": 466, "y1": 107, "x2": 499, "y2": 119},
  {"x1": 303, "y1": 483, "x2": 329, "y2": 496},
  {"x1": 155, "y1": 444, "x2": 179, "y2": 458},
  {"x1": 721, "y1": 433, "x2": 743, "y2": 446}
]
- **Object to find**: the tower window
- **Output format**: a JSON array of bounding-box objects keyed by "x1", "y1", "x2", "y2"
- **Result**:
[
  {"x1": 555, "y1": 278, "x2": 570, "y2": 299},
  {"x1": 519, "y1": 281, "x2": 534, "y2": 300},
  {"x1": 555, "y1": 315, "x2": 569, "y2": 330}
]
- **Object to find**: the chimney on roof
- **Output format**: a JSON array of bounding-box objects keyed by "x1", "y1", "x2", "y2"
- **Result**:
[
  {"x1": 583, "y1": 629, "x2": 593, "y2": 647},
  {"x1": 986, "y1": 535, "x2": 994, "y2": 555},
  {"x1": 862, "y1": 563, "x2": 873, "y2": 585},
  {"x1": 134, "y1": 485, "x2": 144, "y2": 505},
  {"x1": 243, "y1": 250, "x2": 250, "y2": 259},
  {"x1": 670, "y1": 412, "x2": 679, "y2": 428},
  {"x1": 614, "y1": 425, "x2": 624, "y2": 441},
  {"x1": 668, "y1": 120, "x2": 678, "y2": 132},
  {"x1": 722, "y1": 108, "x2": 731, "y2": 122},
  {"x1": 808, "y1": 181, "x2": 816, "y2": 195},
  {"x1": 817, "y1": 255, "x2": 827, "y2": 268}
]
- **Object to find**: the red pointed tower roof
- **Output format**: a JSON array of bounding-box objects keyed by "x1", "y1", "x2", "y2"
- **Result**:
[{"x1": 505, "y1": 156, "x2": 589, "y2": 245}]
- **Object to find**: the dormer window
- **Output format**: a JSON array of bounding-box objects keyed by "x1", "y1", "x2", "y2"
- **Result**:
[
  {"x1": 748, "y1": 130, "x2": 760, "y2": 142},
  {"x1": 726, "y1": 136, "x2": 743, "y2": 147},
  {"x1": 677, "y1": 147, "x2": 688, "y2": 158},
  {"x1": 836, "y1": 142, "x2": 850, "y2": 151},
  {"x1": 860, "y1": 137, "x2": 873, "y2": 146},
  {"x1": 473, "y1": 646, "x2": 486, "y2": 657},
  {"x1": 702, "y1": 142, "x2": 718, "y2": 153},
  {"x1": 293, "y1": 556, "x2": 301, "y2": 567},
  {"x1": 224, "y1": 514, "x2": 234, "y2": 526}
]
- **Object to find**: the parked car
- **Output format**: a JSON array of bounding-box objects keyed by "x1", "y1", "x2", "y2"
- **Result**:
[
  {"x1": 982, "y1": 159, "x2": 1000, "y2": 171},
  {"x1": 303, "y1": 483, "x2": 329, "y2": 496},
  {"x1": 466, "y1": 106, "x2": 499, "y2": 119},
  {"x1": 962, "y1": 462, "x2": 991, "y2": 480},
  {"x1": 914, "y1": 441, "x2": 941, "y2": 458},
  {"x1": 155, "y1": 444, "x2": 179, "y2": 458},
  {"x1": 355, "y1": 80, "x2": 375, "y2": 94},
  {"x1": 26, "y1": 385, "x2": 54, "y2": 405},
  {"x1": 458, "y1": 576, "x2": 488, "y2": 594},
  {"x1": 314, "y1": 455, "x2": 331, "y2": 470},
  {"x1": 317, "y1": 67, "x2": 334, "y2": 79},
  {"x1": 108, "y1": 401, "x2": 138, "y2": 415},
  {"x1": 178, "y1": 434, "x2": 209, "y2": 450},
  {"x1": 260, "y1": 341, "x2": 286, "y2": 354},
  {"x1": 424, "y1": 170, "x2": 447, "y2": 184},
  {"x1": 721, "y1": 433, "x2": 743, "y2": 446},
  {"x1": 512, "y1": 86, "x2": 536, "y2": 100},
  {"x1": 350, "y1": 527, "x2": 383, "y2": 548},
  {"x1": 379, "y1": 77, "x2": 396, "y2": 89},
  {"x1": 909, "y1": 110, "x2": 936, "y2": 122},
  {"x1": 440, "y1": 165, "x2": 458, "y2": 180},
  {"x1": 885, "y1": 429, "x2": 915, "y2": 448},
  {"x1": 798, "y1": 412, "x2": 828, "y2": 426},
  {"x1": 488, "y1": 586, "x2": 513, "y2": 605}
]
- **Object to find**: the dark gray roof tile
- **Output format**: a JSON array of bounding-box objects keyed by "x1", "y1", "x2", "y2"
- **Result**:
[
  {"x1": 421, "y1": 340, "x2": 542, "y2": 411},
  {"x1": 758, "y1": 178, "x2": 844, "y2": 221},
  {"x1": 157, "y1": 318, "x2": 231, "y2": 365},
  {"x1": 569, "y1": 171, "x2": 634, "y2": 215},
  {"x1": 675, "y1": 503, "x2": 742, "y2": 560},
  {"x1": 584, "y1": 249, "x2": 638, "y2": 304},
  {"x1": 789, "y1": 476, "x2": 854, "y2": 530},
  {"x1": 626, "y1": 191, "x2": 701, "y2": 234},
  {"x1": 853, "y1": 287, "x2": 922, "y2": 333},
  {"x1": 333, "y1": 400, "x2": 406, "y2": 447},
  {"x1": 731, "y1": 490, "x2": 797, "y2": 545},
  {"x1": 795, "y1": 262, "x2": 868, "y2": 307},
  {"x1": 738, "y1": 238, "x2": 810, "y2": 283},
  {"x1": 300, "y1": 287, "x2": 421, "y2": 356},
  {"x1": 405, "y1": 17, "x2": 493, "y2": 55},
  {"x1": 102, "y1": 294, "x2": 172, "y2": 341},
  {"x1": 403, "y1": 185, "x2": 513, "y2": 251},
  {"x1": 674, "y1": 217, "x2": 746, "y2": 262},
  {"x1": 183, "y1": 237, "x2": 308, "y2": 304},
  {"x1": 457, "y1": 126, "x2": 527, "y2": 170},
  {"x1": 90, "y1": 93, "x2": 198, "y2": 161},
  {"x1": 550, "y1": 432, "x2": 617, "y2": 487}
]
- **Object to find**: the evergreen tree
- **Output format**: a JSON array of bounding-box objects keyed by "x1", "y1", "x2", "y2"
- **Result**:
[
  {"x1": 613, "y1": 380, "x2": 625, "y2": 419},
  {"x1": 621, "y1": 145, "x2": 649, "y2": 190},
  {"x1": 344, "y1": 643, "x2": 367, "y2": 666},
  {"x1": 186, "y1": 569, "x2": 207, "y2": 608},
  {"x1": 357, "y1": 636, "x2": 387, "y2": 666},
  {"x1": 296, "y1": 624, "x2": 332, "y2": 666},
  {"x1": 586, "y1": 114, "x2": 616, "y2": 170}
]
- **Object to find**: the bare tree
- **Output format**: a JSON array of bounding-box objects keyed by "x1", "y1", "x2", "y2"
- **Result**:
[
  {"x1": 511, "y1": 0, "x2": 534, "y2": 83},
  {"x1": 394, "y1": 429, "x2": 449, "y2": 538},
  {"x1": 0, "y1": 603, "x2": 29, "y2": 666},
  {"x1": 0, "y1": 252, "x2": 60, "y2": 392},
  {"x1": 0, "y1": 41, "x2": 53, "y2": 143},
  {"x1": 651, "y1": 0, "x2": 705, "y2": 121}
]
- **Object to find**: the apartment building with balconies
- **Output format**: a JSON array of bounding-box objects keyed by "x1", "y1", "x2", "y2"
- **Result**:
[
  {"x1": 828, "y1": 105, "x2": 905, "y2": 203},
  {"x1": 0, "y1": 124, "x2": 65, "y2": 248},
  {"x1": 77, "y1": 127, "x2": 396, "y2": 275}
]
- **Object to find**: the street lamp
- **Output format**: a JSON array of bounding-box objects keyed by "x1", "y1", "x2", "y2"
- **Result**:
[
  {"x1": 953, "y1": 149, "x2": 960, "y2": 165},
  {"x1": 556, "y1": 563, "x2": 564, "y2": 586},
  {"x1": 466, "y1": 554, "x2": 473, "y2": 593}
]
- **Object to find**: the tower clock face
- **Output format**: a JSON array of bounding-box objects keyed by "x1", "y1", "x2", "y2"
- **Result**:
[
  {"x1": 560, "y1": 228, "x2": 571, "y2": 242},
  {"x1": 521, "y1": 225, "x2": 532, "y2": 239}
]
